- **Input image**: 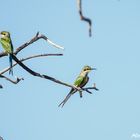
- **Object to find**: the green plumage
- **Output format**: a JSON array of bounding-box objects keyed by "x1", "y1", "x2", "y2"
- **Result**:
[
  {"x1": 58, "y1": 65, "x2": 94, "y2": 107},
  {"x1": 74, "y1": 75, "x2": 89, "y2": 87},
  {"x1": 0, "y1": 31, "x2": 14, "y2": 75},
  {"x1": 0, "y1": 37, "x2": 13, "y2": 53}
]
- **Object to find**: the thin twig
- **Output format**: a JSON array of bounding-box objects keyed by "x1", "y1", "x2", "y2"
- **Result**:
[
  {"x1": 0, "y1": 53, "x2": 63, "y2": 75},
  {"x1": 15, "y1": 32, "x2": 64, "y2": 55},
  {"x1": 0, "y1": 32, "x2": 64, "y2": 58},
  {"x1": 82, "y1": 83, "x2": 99, "y2": 94},
  {"x1": 77, "y1": 0, "x2": 92, "y2": 37},
  {"x1": 0, "y1": 75, "x2": 24, "y2": 84},
  {"x1": 82, "y1": 87, "x2": 99, "y2": 94}
]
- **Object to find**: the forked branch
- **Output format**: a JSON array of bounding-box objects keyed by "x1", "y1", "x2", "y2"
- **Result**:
[
  {"x1": 0, "y1": 32, "x2": 64, "y2": 58},
  {"x1": 0, "y1": 74, "x2": 24, "y2": 84},
  {"x1": 1, "y1": 54, "x2": 98, "y2": 93},
  {"x1": 0, "y1": 32, "x2": 64, "y2": 88},
  {"x1": 82, "y1": 83, "x2": 99, "y2": 94}
]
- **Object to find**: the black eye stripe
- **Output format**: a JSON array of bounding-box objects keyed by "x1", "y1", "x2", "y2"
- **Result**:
[{"x1": 1, "y1": 32, "x2": 6, "y2": 35}]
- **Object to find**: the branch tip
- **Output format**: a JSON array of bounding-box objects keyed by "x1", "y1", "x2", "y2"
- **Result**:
[{"x1": 36, "y1": 32, "x2": 40, "y2": 37}]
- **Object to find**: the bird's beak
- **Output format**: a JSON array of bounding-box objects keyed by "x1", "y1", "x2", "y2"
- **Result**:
[{"x1": 91, "y1": 68, "x2": 96, "y2": 70}]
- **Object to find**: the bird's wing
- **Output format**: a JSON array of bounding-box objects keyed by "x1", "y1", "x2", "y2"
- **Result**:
[
  {"x1": 80, "y1": 76, "x2": 89, "y2": 88},
  {"x1": 74, "y1": 75, "x2": 89, "y2": 88},
  {"x1": 74, "y1": 76, "x2": 84, "y2": 87},
  {"x1": 76, "y1": 76, "x2": 89, "y2": 98},
  {"x1": 0, "y1": 38, "x2": 13, "y2": 53}
]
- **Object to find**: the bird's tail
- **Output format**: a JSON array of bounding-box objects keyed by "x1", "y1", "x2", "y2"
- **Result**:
[
  {"x1": 9, "y1": 54, "x2": 13, "y2": 75},
  {"x1": 58, "y1": 93, "x2": 72, "y2": 108}
]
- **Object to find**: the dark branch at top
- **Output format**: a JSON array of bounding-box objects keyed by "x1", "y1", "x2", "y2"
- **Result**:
[{"x1": 77, "y1": 0, "x2": 92, "y2": 37}]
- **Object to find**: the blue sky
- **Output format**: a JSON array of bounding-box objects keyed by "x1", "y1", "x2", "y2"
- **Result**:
[{"x1": 0, "y1": 0, "x2": 140, "y2": 140}]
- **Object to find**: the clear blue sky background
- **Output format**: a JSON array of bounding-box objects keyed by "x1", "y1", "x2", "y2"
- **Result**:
[{"x1": 0, "y1": 0, "x2": 140, "y2": 140}]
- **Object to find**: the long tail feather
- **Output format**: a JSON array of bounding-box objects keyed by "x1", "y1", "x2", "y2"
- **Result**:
[
  {"x1": 9, "y1": 54, "x2": 13, "y2": 75},
  {"x1": 58, "y1": 93, "x2": 72, "y2": 108},
  {"x1": 58, "y1": 89, "x2": 77, "y2": 108}
]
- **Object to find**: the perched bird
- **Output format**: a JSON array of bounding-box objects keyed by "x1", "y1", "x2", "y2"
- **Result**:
[
  {"x1": 58, "y1": 65, "x2": 96, "y2": 107},
  {"x1": 0, "y1": 31, "x2": 14, "y2": 75}
]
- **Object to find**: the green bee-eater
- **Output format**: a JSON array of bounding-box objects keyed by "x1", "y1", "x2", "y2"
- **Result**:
[
  {"x1": 58, "y1": 65, "x2": 96, "y2": 107},
  {"x1": 0, "y1": 31, "x2": 14, "y2": 75}
]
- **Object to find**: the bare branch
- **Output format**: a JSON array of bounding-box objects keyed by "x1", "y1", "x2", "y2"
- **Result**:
[
  {"x1": 15, "y1": 32, "x2": 64, "y2": 55},
  {"x1": 0, "y1": 32, "x2": 64, "y2": 58},
  {"x1": 8, "y1": 54, "x2": 80, "y2": 90},
  {"x1": 77, "y1": 0, "x2": 92, "y2": 37},
  {"x1": 0, "y1": 75, "x2": 24, "y2": 84},
  {"x1": 0, "y1": 53, "x2": 63, "y2": 75},
  {"x1": 82, "y1": 83, "x2": 99, "y2": 94},
  {"x1": 0, "y1": 54, "x2": 98, "y2": 92},
  {"x1": 0, "y1": 31, "x2": 97, "y2": 93}
]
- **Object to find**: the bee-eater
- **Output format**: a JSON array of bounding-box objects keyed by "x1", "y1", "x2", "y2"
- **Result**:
[
  {"x1": 0, "y1": 31, "x2": 14, "y2": 75},
  {"x1": 58, "y1": 65, "x2": 96, "y2": 107}
]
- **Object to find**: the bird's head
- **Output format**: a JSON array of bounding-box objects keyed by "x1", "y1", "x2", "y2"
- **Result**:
[
  {"x1": 0, "y1": 31, "x2": 10, "y2": 39},
  {"x1": 81, "y1": 65, "x2": 96, "y2": 75}
]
